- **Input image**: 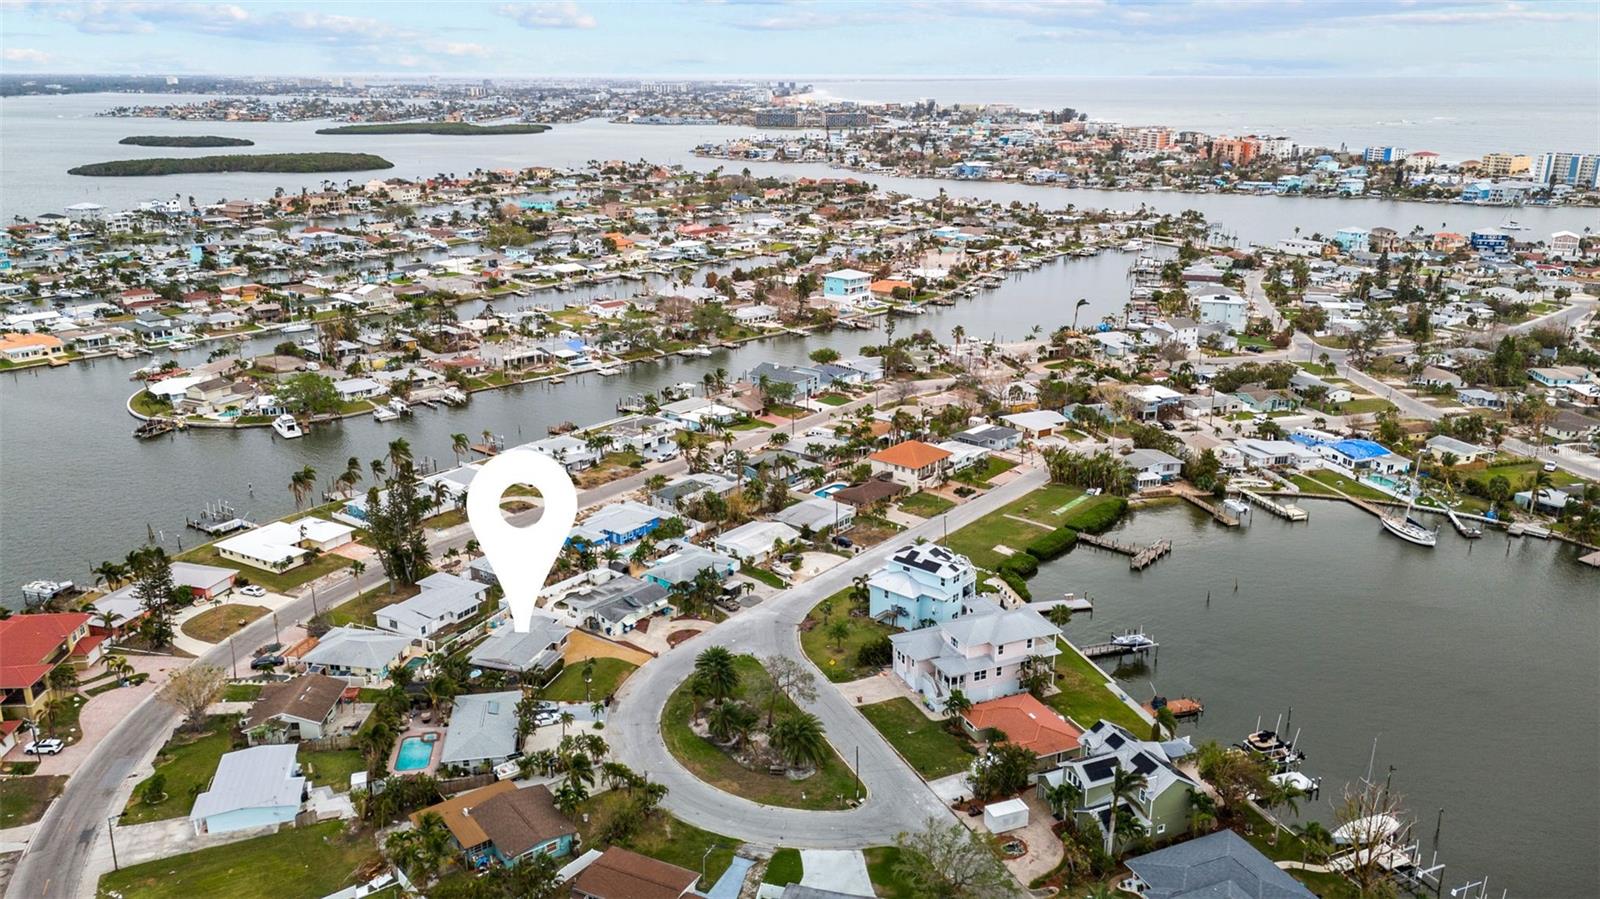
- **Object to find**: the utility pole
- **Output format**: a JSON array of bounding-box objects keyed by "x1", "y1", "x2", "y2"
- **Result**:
[
  {"x1": 106, "y1": 816, "x2": 120, "y2": 871},
  {"x1": 854, "y1": 745, "x2": 862, "y2": 801},
  {"x1": 228, "y1": 636, "x2": 237, "y2": 679}
]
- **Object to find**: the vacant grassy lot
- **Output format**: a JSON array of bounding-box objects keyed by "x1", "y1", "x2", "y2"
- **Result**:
[
  {"x1": 1309, "y1": 397, "x2": 1394, "y2": 416},
  {"x1": 662, "y1": 655, "x2": 861, "y2": 810},
  {"x1": 324, "y1": 583, "x2": 419, "y2": 628},
  {"x1": 576, "y1": 791, "x2": 734, "y2": 890},
  {"x1": 898, "y1": 491, "x2": 956, "y2": 518},
  {"x1": 542, "y1": 657, "x2": 637, "y2": 702},
  {"x1": 1, "y1": 775, "x2": 68, "y2": 827},
  {"x1": 799, "y1": 589, "x2": 896, "y2": 683},
  {"x1": 1045, "y1": 640, "x2": 1148, "y2": 734},
  {"x1": 858, "y1": 699, "x2": 973, "y2": 780},
  {"x1": 121, "y1": 717, "x2": 235, "y2": 824},
  {"x1": 177, "y1": 542, "x2": 350, "y2": 594},
  {"x1": 953, "y1": 456, "x2": 1018, "y2": 487},
  {"x1": 945, "y1": 483, "x2": 1099, "y2": 569},
  {"x1": 97, "y1": 820, "x2": 378, "y2": 899},
  {"x1": 180, "y1": 603, "x2": 270, "y2": 643}
]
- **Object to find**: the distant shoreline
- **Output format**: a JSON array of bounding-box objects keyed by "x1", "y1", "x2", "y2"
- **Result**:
[
  {"x1": 68, "y1": 152, "x2": 395, "y2": 177},
  {"x1": 315, "y1": 122, "x2": 551, "y2": 136},
  {"x1": 118, "y1": 135, "x2": 254, "y2": 148}
]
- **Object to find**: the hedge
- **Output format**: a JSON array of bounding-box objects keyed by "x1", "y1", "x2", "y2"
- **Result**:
[
  {"x1": 998, "y1": 553, "x2": 1038, "y2": 578},
  {"x1": 1026, "y1": 526, "x2": 1079, "y2": 561},
  {"x1": 1062, "y1": 496, "x2": 1128, "y2": 534},
  {"x1": 997, "y1": 568, "x2": 1032, "y2": 601}
]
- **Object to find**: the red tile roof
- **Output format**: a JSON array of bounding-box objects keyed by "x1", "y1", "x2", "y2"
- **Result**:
[
  {"x1": 0, "y1": 613, "x2": 91, "y2": 688},
  {"x1": 963, "y1": 693, "x2": 1083, "y2": 758},
  {"x1": 869, "y1": 439, "x2": 951, "y2": 470}
]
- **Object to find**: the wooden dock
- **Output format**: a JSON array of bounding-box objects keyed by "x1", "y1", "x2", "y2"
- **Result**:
[
  {"x1": 1239, "y1": 489, "x2": 1308, "y2": 522},
  {"x1": 1081, "y1": 633, "x2": 1159, "y2": 660},
  {"x1": 1446, "y1": 508, "x2": 1482, "y2": 538},
  {"x1": 1145, "y1": 696, "x2": 1204, "y2": 720},
  {"x1": 1179, "y1": 490, "x2": 1241, "y2": 527},
  {"x1": 1078, "y1": 533, "x2": 1173, "y2": 570},
  {"x1": 1579, "y1": 549, "x2": 1600, "y2": 568}
]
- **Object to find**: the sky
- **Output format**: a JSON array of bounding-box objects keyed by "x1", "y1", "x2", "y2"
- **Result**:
[{"x1": 1, "y1": 0, "x2": 1596, "y2": 79}]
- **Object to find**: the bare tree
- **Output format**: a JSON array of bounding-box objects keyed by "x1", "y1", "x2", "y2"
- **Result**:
[
  {"x1": 892, "y1": 819, "x2": 1020, "y2": 898},
  {"x1": 1332, "y1": 778, "x2": 1412, "y2": 896},
  {"x1": 761, "y1": 655, "x2": 818, "y2": 728},
  {"x1": 161, "y1": 664, "x2": 229, "y2": 731}
]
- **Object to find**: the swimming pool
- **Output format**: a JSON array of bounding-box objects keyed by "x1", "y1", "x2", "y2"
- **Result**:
[
  {"x1": 395, "y1": 735, "x2": 435, "y2": 772},
  {"x1": 814, "y1": 481, "x2": 848, "y2": 498}
]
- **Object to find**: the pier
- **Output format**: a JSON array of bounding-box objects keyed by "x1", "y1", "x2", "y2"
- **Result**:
[
  {"x1": 1445, "y1": 508, "x2": 1482, "y2": 538},
  {"x1": 1179, "y1": 490, "x2": 1241, "y2": 527},
  {"x1": 1579, "y1": 549, "x2": 1600, "y2": 568},
  {"x1": 1238, "y1": 488, "x2": 1308, "y2": 522},
  {"x1": 1080, "y1": 630, "x2": 1160, "y2": 660},
  {"x1": 1076, "y1": 532, "x2": 1173, "y2": 570}
]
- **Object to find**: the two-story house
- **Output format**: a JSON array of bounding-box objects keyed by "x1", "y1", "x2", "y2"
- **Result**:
[
  {"x1": 868, "y1": 440, "x2": 953, "y2": 489},
  {"x1": 887, "y1": 599, "x2": 1060, "y2": 704},
  {"x1": 868, "y1": 542, "x2": 979, "y2": 628},
  {"x1": 0, "y1": 612, "x2": 99, "y2": 721},
  {"x1": 1037, "y1": 720, "x2": 1198, "y2": 848}
]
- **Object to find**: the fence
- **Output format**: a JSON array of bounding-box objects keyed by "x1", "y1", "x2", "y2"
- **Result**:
[{"x1": 300, "y1": 734, "x2": 356, "y2": 752}]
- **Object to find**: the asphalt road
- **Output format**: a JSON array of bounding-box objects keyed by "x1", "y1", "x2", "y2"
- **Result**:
[
  {"x1": 610, "y1": 466, "x2": 1049, "y2": 848},
  {"x1": 10, "y1": 381, "x2": 951, "y2": 899}
]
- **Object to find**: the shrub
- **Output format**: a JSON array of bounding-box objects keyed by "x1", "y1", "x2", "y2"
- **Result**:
[
  {"x1": 997, "y1": 568, "x2": 1031, "y2": 601},
  {"x1": 1064, "y1": 497, "x2": 1128, "y2": 534},
  {"x1": 857, "y1": 635, "x2": 893, "y2": 668},
  {"x1": 1025, "y1": 526, "x2": 1078, "y2": 561},
  {"x1": 999, "y1": 553, "x2": 1037, "y2": 578}
]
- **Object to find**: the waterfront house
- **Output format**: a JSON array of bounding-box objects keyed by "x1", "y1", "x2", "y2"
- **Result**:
[
  {"x1": 1037, "y1": 720, "x2": 1197, "y2": 844},
  {"x1": 712, "y1": 520, "x2": 802, "y2": 564},
  {"x1": 298, "y1": 626, "x2": 410, "y2": 684},
  {"x1": 190, "y1": 744, "x2": 305, "y2": 836},
  {"x1": 868, "y1": 440, "x2": 952, "y2": 489},
  {"x1": 0, "y1": 612, "x2": 97, "y2": 721},
  {"x1": 572, "y1": 847, "x2": 700, "y2": 899},
  {"x1": 0, "y1": 333, "x2": 67, "y2": 363},
  {"x1": 412, "y1": 782, "x2": 577, "y2": 869},
  {"x1": 215, "y1": 518, "x2": 354, "y2": 572},
  {"x1": 1313, "y1": 438, "x2": 1410, "y2": 478},
  {"x1": 961, "y1": 693, "x2": 1083, "y2": 770},
  {"x1": 468, "y1": 616, "x2": 571, "y2": 675},
  {"x1": 888, "y1": 600, "x2": 1060, "y2": 705},
  {"x1": 1333, "y1": 227, "x2": 1370, "y2": 253},
  {"x1": 822, "y1": 268, "x2": 872, "y2": 311},
  {"x1": 374, "y1": 571, "x2": 487, "y2": 641},
  {"x1": 241, "y1": 674, "x2": 350, "y2": 744},
  {"x1": 868, "y1": 542, "x2": 978, "y2": 628},
  {"x1": 439, "y1": 690, "x2": 522, "y2": 771},
  {"x1": 523, "y1": 437, "x2": 600, "y2": 473},
  {"x1": 1121, "y1": 829, "x2": 1315, "y2": 899},
  {"x1": 1122, "y1": 448, "x2": 1183, "y2": 487},
  {"x1": 642, "y1": 544, "x2": 739, "y2": 590}
]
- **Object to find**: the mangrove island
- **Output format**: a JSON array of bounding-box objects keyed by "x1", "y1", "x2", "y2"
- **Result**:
[
  {"x1": 117, "y1": 135, "x2": 255, "y2": 147},
  {"x1": 67, "y1": 152, "x2": 395, "y2": 177}
]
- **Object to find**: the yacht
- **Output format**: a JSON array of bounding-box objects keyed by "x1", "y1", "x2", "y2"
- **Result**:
[
  {"x1": 1380, "y1": 462, "x2": 1437, "y2": 547},
  {"x1": 1238, "y1": 728, "x2": 1305, "y2": 772},
  {"x1": 386, "y1": 398, "x2": 411, "y2": 415},
  {"x1": 1110, "y1": 631, "x2": 1156, "y2": 650},
  {"x1": 271, "y1": 414, "x2": 304, "y2": 439},
  {"x1": 594, "y1": 365, "x2": 621, "y2": 376},
  {"x1": 281, "y1": 322, "x2": 314, "y2": 334}
]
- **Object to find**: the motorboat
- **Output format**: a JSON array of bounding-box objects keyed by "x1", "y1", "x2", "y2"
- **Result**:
[
  {"x1": 281, "y1": 322, "x2": 314, "y2": 333},
  {"x1": 271, "y1": 414, "x2": 304, "y2": 439},
  {"x1": 372, "y1": 406, "x2": 400, "y2": 422},
  {"x1": 1237, "y1": 728, "x2": 1305, "y2": 772},
  {"x1": 386, "y1": 398, "x2": 411, "y2": 415},
  {"x1": 1332, "y1": 814, "x2": 1403, "y2": 846},
  {"x1": 1110, "y1": 631, "x2": 1156, "y2": 650},
  {"x1": 594, "y1": 365, "x2": 621, "y2": 376}
]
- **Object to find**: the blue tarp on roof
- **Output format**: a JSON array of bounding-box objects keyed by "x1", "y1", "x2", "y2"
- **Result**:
[{"x1": 1329, "y1": 438, "x2": 1390, "y2": 460}]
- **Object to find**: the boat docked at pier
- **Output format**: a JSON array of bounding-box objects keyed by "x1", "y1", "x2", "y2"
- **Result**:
[
  {"x1": 1380, "y1": 462, "x2": 1438, "y2": 547},
  {"x1": 1237, "y1": 719, "x2": 1305, "y2": 773},
  {"x1": 271, "y1": 414, "x2": 304, "y2": 439}
]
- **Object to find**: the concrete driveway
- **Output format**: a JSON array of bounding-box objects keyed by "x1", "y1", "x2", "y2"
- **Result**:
[
  {"x1": 608, "y1": 466, "x2": 1049, "y2": 848},
  {"x1": 4, "y1": 655, "x2": 182, "y2": 777}
]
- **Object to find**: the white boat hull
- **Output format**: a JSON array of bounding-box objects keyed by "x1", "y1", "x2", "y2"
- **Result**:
[{"x1": 1380, "y1": 515, "x2": 1436, "y2": 546}]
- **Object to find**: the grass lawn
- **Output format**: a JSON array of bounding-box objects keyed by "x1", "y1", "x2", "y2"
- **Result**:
[
  {"x1": 952, "y1": 456, "x2": 1018, "y2": 488},
  {"x1": 542, "y1": 657, "x2": 637, "y2": 702},
  {"x1": 662, "y1": 655, "x2": 861, "y2": 810},
  {"x1": 740, "y1": 562, "x2": 787, "y2": 589},
  {"x1": 97, "y1": 820, "x2": 378, "y2": 899},
  {"x1": 799, "y1": 590, "x2": 896, "y2": 683},
  {"x1": 298, "y1": 747, "x2": 366, "y2": 792},
  {"x1": 1293, "y1": 469, "x2": 1393, "y2": 502},
  {"x1": 1310, "y1": 397, "x2": 1394, "y2": 416},
  {"x1": 222, "y1": 683, "x2": 262, "y2": 702},
  {"x1": 730, "y1": 418, "x2": 775, "y2": 430},
  {"x1": 944, "y1": 483, "x2": 1095, "y2": 569},
  {"x1": 180, "y1": 603, "x2": 270, "y2": 643},
  {"x1": 764, "y1": 848, "x2": 803, "y2": 886},
  {"x1": 121, "y1": 717, "x2": 236, "y2": 825},
  {"x1": 324, "y1": 583, "x2": 419, "y2": 628},
  {"x1": 863, "y1": 846, "x2": 917, "y2": 899},
  {"x1": 177, "y1": 542, "x2": 351, "y2": 595},
  {"x1": 858, "y1": 699, "x2": 973, "y2": 780},
  {"x1": 1046, "y1": 640, "x2": 1149, "y2": 734},
  {"x1": 576, "y1": 791, "x2": 735, "y2": 889},
  {"x1": 816, "y1": 393, "x2": 851, "y2": 406},
  {"x1": 1, "y1": 775, "x2": 68, "y2": 828},
  {"x1": 1463, "y1": 458, "x2": 1584, "y2": 493},
  {"x1": 898, "y1": 491, "x2": 956, "y2": 518}
]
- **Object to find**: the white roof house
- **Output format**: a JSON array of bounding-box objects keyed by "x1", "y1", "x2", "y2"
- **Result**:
[
  {"x1": 1000, "y1": 410, "x2": 1069, "y2": 438},
  {"x1": 711, "y1": 520, "x2": 801, "y2": 563},
  {"x1": 299, "y1": 626, "x2": 410, "y2": 683},
  {"x1": 374, "y1": 571, "x2": 487, "y2": 640},
  {"x1": 215, "y1": 518, "x2": 354, "y2": 572},
  {"x1": 439, "y1": 690, "x2": 522, "y2": 768},
  {"x1": 190, "y1": 744, "x2": 305, "y2": 835},
  {"x1": 468, "y1": 617, "x2": 571, "y2": 674},
  {"x1": 774, "y1": 497, "x2": 856, "y2": 533}
]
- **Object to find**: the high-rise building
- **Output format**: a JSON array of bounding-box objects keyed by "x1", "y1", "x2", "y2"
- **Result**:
[
  {"x1": 1209, "y1": 136, "x2": 1261, "y2": 166},
  {"x1": 1531, "y1": 152, "x2": 1600, "y2": 188},
  {"x1": 1363, "y1": 146, "x2": 1408, "y2": 164},
  {"x1": 1479, "y1": 153, "x2": 1532, "y2": 177}
]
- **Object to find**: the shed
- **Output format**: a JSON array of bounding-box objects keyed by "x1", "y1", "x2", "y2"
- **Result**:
[{"x1": 982, "y1": 797, "x2": 1030, "y2": 834}]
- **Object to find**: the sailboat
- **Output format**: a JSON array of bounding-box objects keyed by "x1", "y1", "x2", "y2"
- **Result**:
[{"x1": 1380, "y1": 458, "x2": 1438, "y2": 547}]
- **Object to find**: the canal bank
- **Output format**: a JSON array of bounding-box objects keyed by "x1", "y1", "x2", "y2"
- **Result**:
[{"x1": 1034, "y1": 499, "x2": 1597, "y2": 896}]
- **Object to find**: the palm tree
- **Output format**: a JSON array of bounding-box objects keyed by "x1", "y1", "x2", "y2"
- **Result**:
[
  {"x1": 706, "y1": 700, "x2": 758, "y2": 747},
  {"x1": 692, "y1": 646, "x2": 739, "y2": 704},
  {"x1": 1293, "y1": 820, "x2": 1336, "y2": 864},
  {"x1": 558, "y1": 710, "x2": 576, "y2": 739},
  {"x1": 1044, "y1": 780, "x2": 1082, "y2": 822},
  {"x1": 387, "y1": 438, "x2": 413, "y2": 470},
  {"x1": 939, "y1": 688, "x2": 971, "y2": 732},
  {"x1": 1107, "y1": 764, "x2": 1149, "y2": 856},
  {"x1": 1186, "y1": 788, "x2": 1219, "y2": 834},
  {"x1": 349, "y1": 559, "x2": 366, "y2": 591},
  {"x1": 449, "y1": 432, "x2": 470, "y2": 464},
  {"x1": 769, "y1": 711, "x2": 828, "y2": 771},
  {"x1": 1045, "y1": 604, "x2": 1073, "y2": 631},
  {"x1": 825, "y1": 619, "x2": 851, "y2": 650},
  {"x1": 288, "y1": 466, "x2": 317, "y2": 511},
  {"x1": 91, "y1": 560, "x2": 128, "y2": 590}
]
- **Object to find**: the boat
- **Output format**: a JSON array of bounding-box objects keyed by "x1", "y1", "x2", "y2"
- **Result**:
[
  {"x1": 1120, "y1": 239, "x2": 1145, "y2": 251},
  {"x1": 1332, "y1": 814, "x2": 1403, "y2": 846},
  {"x1": 594, "y1": 365, "x2": 620, "y2": 376},
  {"x1": 281, "y1": 322, "x2": 314, "y2": 334},
  {"x1": 372, "y1": 406, "x2": 400, "y2": 422},
  {"x1": 167, "y1": 339, "x2": 192, "y2": 351},
  {"x1": 1268, "y1": 771, "x2": 1322, "y2": 797},
  {"x1": 387, "y1": 398, "x2": 411, "y2": 415},
  {"x1": 1380, "y1": 460, "x2": 1438, "y2": 547},
  {"x1": 132, "y1": 418, "x2": 179, "y2": 439},
  {"x1": 548, "y1": 375, "x2": 565, "y2": 384},
  {"x1": 1237, "y1": 726, "x2": 1305, "y2": 772},
  {"x1": 1110, "y1": 632, "x2": 1156, "y2": 650},
  {"x1": 677, "y1": 345, "x2": 713, "y2": 358},
  {"x1": 271, "y1": 414, "x2": 304, "y2": 439}
]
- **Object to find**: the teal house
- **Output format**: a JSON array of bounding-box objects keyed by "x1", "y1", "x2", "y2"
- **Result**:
[{"x1": 415, "y1": 781, "x2": 579, "y2": 870}]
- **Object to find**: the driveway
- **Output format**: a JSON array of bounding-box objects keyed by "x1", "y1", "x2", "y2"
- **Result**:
[
  {"x1": 609, "y1": 466, "x2": 1049, "y2": 848},
  {"x1": 4, "y1": 655, "x2": 181, "y2": 777},
  {"x1": 798, "y1": 849, "x2": 873, "y2": 897}
]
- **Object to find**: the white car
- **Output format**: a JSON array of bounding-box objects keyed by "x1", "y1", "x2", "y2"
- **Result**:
[
  {"x1": 239, "y1": 585, "x2": 267, "y2": 598},
  {"x1": 24, "y1": 738, "x2": 65, "y2": 755},
  {"x1": 1542, "y1": 461, "x2": 1557, "y2": 473}
]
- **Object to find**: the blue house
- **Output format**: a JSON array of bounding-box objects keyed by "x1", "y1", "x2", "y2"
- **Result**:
[
  {"x1": 1470, "y1": 229, "x2": 1511, "y2": 253},
  {"x1": 1333, "y1": 227, "x2": 1369, "y2": 253},
  {"x1": 822, "y1": 268, "x2": 872, "y2": 307},
  {"x1": 189, "y1": 745, "x2": 305, "y2": 836},
  {"x1": 642, "y1": 544, "x2": 739, "y2": 589},
  {"x1": 416, "y1": 782, "x2": 578, "y2": 870},
  {"x1": 868, "y1": 543, "x2": 978, "y2": 628},
  {"x1": 568, "y1": 500, "x2": 664, "y2": 548}
]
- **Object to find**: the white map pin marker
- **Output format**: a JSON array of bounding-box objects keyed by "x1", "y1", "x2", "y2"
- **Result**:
[{"x1": 466, "y1": 449, "x2": 578, "y2": 633}]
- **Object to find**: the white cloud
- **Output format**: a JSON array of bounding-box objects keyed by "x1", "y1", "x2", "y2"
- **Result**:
[
  {"x1": 497, "y1": 2, "x2": 598, "y2": 29},
  {"x1": 3, "y1": 46, "x2": 52, "y2": 64}
]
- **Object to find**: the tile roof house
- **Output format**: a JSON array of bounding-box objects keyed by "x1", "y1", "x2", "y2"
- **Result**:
[
  {"x1": 572, "y1": 847, "x2": 700, "y2": 899},
  {"x1": 190, "y1": 744, "x2": 306, "y2": 835},
  {"x1": 868, "y1": 440, "x2": 952, "y2": 489},
  {"x1": 1038, "y1": 720, "x2": 1197, "y2": 846},
  {"x1": 241, "y1": 673, "x2": 350, "y2": 743},
  {"x1": 439, "y1": 690, "x2": 522, "y2": 769},
  {"x1": 888, "y1": 598, "x2": 1060, "y2": 704},
  {"x1": 1122, "y1": 829, "x2": 1316, "y2": 899},
  {"x1": 867, "y1": 542, "x2": 978, "y2": 628},
  {"x1": 412, "y1": 781, "x2": 578, "y2": 868},
  {"x1": 962, "y1": 692, "x2": 1084, "y2": 769},
  {"x1": 0, "y1": 612, "x2": 96, "y2": 720}
]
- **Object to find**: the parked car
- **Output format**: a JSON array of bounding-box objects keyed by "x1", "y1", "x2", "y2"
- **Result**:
[
  {"x1": 831, "y1": 535, "x2": 853, "y2": 548},
  {"x1": 24, "y1": 738, "x2": 64, "y2": 755},
  {"x1": 1542, "y1": 461, "x2": 1557, "y2": 472},
  {"x1": 239, "y1": 585, "x2": 267, "y2": 598},
  {"x1": 251, "y1": 655, "x2": 285, "y2": 670}
]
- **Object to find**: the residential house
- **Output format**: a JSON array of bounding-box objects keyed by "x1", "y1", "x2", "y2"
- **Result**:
[
  {"x1": 468, "y1": 616, "x2": 571, "y2": 675},
  {"x1": 1456, "y1": 388, "x2": 1506, "y2": 410},
  {"x1": 0, "y1": 612, "x2": 97, "y2": 721},
  {"x1": 932, "y1": 439, "x2": 990, "y2": 472},
  {"x1": 571, "y1": 847, "x2": 700, "y2": 899},
  {"x1": 868, "y1": 440, "x2": 952, "y2": 489},
  {"x1": 1037, "y1": 720, "x2": 1197, "y2": 844},
  {"x1": 712, "y1": 520, "x2": 802, "y2": 564},
  {"x1": 649, "y1": 473, "x2": 738, "y2": 513},
  {"x1": 412, "y1": 781, "x2": 578, "y2": 869},
  {"x1": 241, "y1": 674, "x2": 350, "y2": 744},
  {"x1": 953, "y1": 423, "x2": 1021, "y2": 451},
  {"x1": 1000, "y1": 410, "x2": 1070, "y2": 439},
  {"x1": 1234, "y1": 388, "x2": 1299, "y2": 414},
  {"x1": 1122, "y1": 448, "x2": 1184, "y2": 487},
  {"x1": 962, "y1": 693, "x2": 1083, "y2": 770},
  {"x1": 189, "y1": 744, "x2": 306, "y2": 835},
  {"x1": 1548, "y1": 410, "x2": 1600, "y2": 441},
  {"x1": 0, "y1": 333, "x2": 67, "y2": 363},
  {"x1": 642, "y1": 545, "x2": 740, "y2": 590},
  {"x1": 557, "y1": 574, "x2": 673, "y2": 637},
  {"x1": 1423, "y1": 435, "x2": 1491, "y2": 464},
  {"x1": 298, "y1": 626, "x2": 411, "y2": 684},
  {"x1": 888, "y1": 600, "x2": 1060, "y2": 705},
  {"x1": 1313, "y1": 438, "x2": 1411, "y2": 477},
  {"x1": 1122, "y1": 830, "x2": 1315, "y2": 898},
  {"x1": 1195, "y1": 292, "x2": 1247, "y2": 330},
  {"x1": 569, "y1": 501, "x2": 665, "y2": 549},
  {"x1": 375, "y1": 572, "x2": 488, "y2": 641},
  {"x1": 868, "y1": 542, "x2": 979, "y2": 628},
  {"x1": 774, "y1": 497, "x2": 856, "y2": 533},
  {"x1": 831, "y1": 476, "x2": 907, "y2": 510},
  {"x1": 214, "y1": 518, "x2": 354, "y2": 573},
  {"x1": 523, "y1": 437, "x2": 600, "y2": 473},
  {"x1": 822, "y1": 268, "x2": 872, "y2": 311},
  {"x1": 1528, "y1": 366, "x2": 1593, "y2": 388},
  {"x1": 439, "y1": 690, "x2": 522, "y2": 770}
]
